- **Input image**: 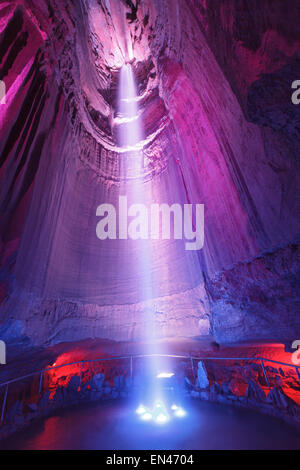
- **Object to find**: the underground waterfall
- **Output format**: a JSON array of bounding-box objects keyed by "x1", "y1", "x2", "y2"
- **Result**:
[{"x1": 0, "y1": 0, "x2": 299, "y2": 452}]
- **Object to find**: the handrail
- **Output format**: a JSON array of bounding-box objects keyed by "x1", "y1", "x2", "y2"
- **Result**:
[
  {"x1": 1, "y1": 352, "x2": 299, "y2": 426},
  {"x1": 0, "y1": 353, "x2": 299, "y2": 388}
]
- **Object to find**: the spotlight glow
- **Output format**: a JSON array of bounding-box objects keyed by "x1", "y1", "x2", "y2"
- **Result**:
[
  {"x1": 141, "y1": 411, "x2": 153, "y2": 421},
  {"x1": 174, "y1": 407, "x2": 186, "y2": 418},
  {"x1": 156, "y1": 413, "x2": 169, "y2": 424},
  {"x1": 156, "y1": 372, "x2": 174, "y2": 379},
  {"x1": 136, "y1": 400, "x2": 185, "y2": 424},
  {"x1": 136, "y1": 405, "x2": 147, "y2": 415}
]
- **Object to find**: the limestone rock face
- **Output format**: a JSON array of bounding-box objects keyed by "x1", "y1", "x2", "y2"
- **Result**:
[
  {"x1": 0, "y1": 1, "x2": 299, "y2": 345},
  {"x1": 197, "y1": 361, "x2": 209, "y2": 390},
  {"x1": 246, "y1": 379, "x2": 266, "y2": 403}
]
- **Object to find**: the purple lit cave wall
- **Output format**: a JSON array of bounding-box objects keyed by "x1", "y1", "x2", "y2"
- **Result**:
[{"x1": 0, "y1": 0, "x2": 299, "y2": 346}]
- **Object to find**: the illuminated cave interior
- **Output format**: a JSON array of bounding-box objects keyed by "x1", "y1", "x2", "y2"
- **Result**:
[{"x1": 0, "y1": 0, "x2": 299, "y2": 449}]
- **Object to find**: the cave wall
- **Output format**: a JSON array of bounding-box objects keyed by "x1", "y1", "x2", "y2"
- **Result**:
[
  {"x1": 139, "y1": 0, "x2": 300, "y2": 342},
  {"x1": 0, "y1": 0, "x2": 299, "y2": 345}
]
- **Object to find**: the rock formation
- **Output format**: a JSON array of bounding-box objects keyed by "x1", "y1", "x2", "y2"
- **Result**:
[{"x1": 0, "y1": 0, "x2": 299, "y2": 345}]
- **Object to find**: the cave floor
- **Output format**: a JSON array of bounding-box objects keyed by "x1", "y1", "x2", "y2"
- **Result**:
[{"x1": 1, "y1": 398, "x2": 300, "y2": 450}]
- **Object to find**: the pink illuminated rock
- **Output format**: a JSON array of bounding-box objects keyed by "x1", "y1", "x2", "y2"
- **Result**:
[{"x1": 0, "y1": 0, "x2": 299, "y2": 346}]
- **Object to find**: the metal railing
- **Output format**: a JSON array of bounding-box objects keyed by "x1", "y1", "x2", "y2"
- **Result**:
[{"x1": 0, "y1": 353, "x2": 299, "y2": 426}]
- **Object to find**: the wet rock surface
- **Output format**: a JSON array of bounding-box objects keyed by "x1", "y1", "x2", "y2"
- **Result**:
[{"x1": 0, "y1": 0, "x2": 299, "y2": 346}]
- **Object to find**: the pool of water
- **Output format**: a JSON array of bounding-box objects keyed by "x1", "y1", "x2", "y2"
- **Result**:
[{"x1": 1, "y1": 399, "x2": 300, "y2": 450}]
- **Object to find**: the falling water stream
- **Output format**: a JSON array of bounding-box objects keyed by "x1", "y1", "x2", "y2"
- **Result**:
[{"x1": 117, "y1": 64, "x2": 171, "y2": 416}]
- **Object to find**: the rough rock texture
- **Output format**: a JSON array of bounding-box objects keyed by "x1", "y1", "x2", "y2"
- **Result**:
[
  {"x1": 0, "y1": 0, "x2": 299, "y2": 345},
  {"x1": 0, "y1": 283, "x2": 209, "y2": 344},
  {"x1": 196, "y1": 360, "x2": 209, "y2": 389}
]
